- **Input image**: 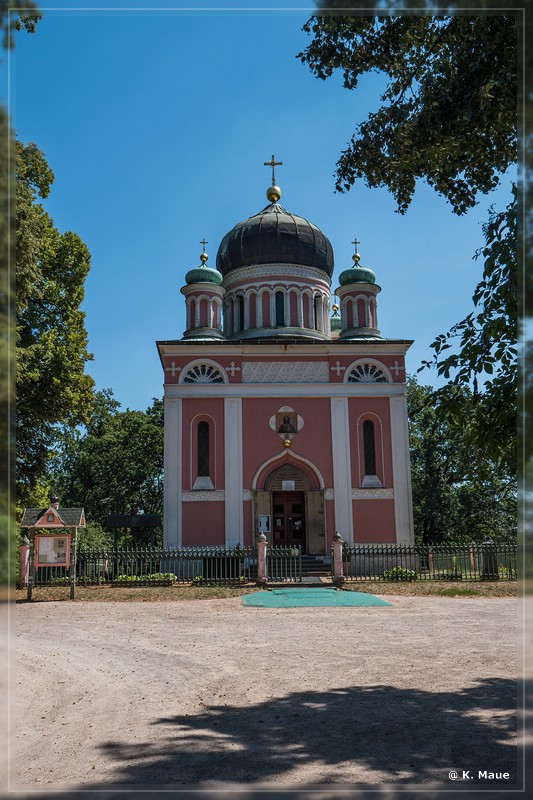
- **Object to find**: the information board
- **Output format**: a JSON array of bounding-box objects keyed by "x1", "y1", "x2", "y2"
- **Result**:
[{"x1": 35, "y1": 535, "x2": 71, "y2": 567}]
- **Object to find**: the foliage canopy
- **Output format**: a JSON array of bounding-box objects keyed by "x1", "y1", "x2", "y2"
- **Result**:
[
  {"x1": 16, "y1": 141, "x2": 95, "y2": 507},
  {"x1": 299, "y1": 14, "x2": 516, "y2": 214},
  {"x1": 52, "y1": 391, "x2": 164, "y2": 530},
  {"x1": 407, "y1": 377, "x2": 516, "y2": 543},
  {"x1": 299, "y1": 11, "x2": 518, "y2": 474}
]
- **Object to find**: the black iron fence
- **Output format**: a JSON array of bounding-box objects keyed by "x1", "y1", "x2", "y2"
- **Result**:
[
  {"x1": 267, "y1": 546, "x2": 302, "y2": 582},
  {"x1": 30, "y1": 542, "x2": 516, "y2": 587},
  {"x1": 32, "y1": 545, "x2": 302, "y2": 587},
  {"x1": 340, "y1": 543, "x2": 517, "y2": 582}
]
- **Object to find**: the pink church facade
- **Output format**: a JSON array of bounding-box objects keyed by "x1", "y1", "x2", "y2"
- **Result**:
[{"x1": 157, "y1": 166, "x2": 414, "y2": 553}]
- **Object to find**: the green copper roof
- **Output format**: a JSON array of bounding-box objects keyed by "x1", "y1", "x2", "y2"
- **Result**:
[
  {"x1": 338, "y1": 265, "x2": 377, "y2": 286},
  {"x1": 185, "y1": 265, "x2": 223, "y2": 286}
]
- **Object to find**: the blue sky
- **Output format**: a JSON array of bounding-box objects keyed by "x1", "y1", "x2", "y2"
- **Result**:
[{"x1": 9, "y1": 1, "x2": 516, "y2": 412}]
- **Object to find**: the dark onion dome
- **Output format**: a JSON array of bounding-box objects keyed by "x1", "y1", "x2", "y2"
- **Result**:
[
  {"x1": 338, "y1": 253, "x2": 377, "y2": 286},
  {"x1": 216, "y1": 202, "x2": 334, "y2": 278},
  {"x1": 185, "y1": 253, "x2": 223, "y2": 285}
]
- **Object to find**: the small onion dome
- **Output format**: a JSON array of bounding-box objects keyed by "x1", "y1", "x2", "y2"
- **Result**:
[
  {"x1": 338, "y1": 254, "x2": 376, "y2": 286},
  {"x1": 330, "y1": 303, "x2": 342, "y2": 330},
  {"x1": 185, "y1": 252, "x2": 223, "y2": 286},
  {"x1": 216, "y1": 202, "x2": 334, "y2": 278}
]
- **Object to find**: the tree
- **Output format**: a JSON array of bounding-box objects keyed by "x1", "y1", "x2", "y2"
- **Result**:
[
  {"x1": 299, "y1": 14, "x2": 516, "y2": 213},
  {"x1": 1, "y1": 1, "x2": 41, "y2": 585},
  {"x1": 298, "y1": 12, "x2": 518, "y2": 471},
  {"x1": 16, "y1": 141, "x2": 95, "y2": 507},
  {"x1": 407, "y1": 377, "x2": 516, "y2": 544},
  {"x1": 0, "y1": 2, "x2": 40, "y2": 49},
  {"x1": 53, "y1": 391, "x2": 164, "y2": 528},
  {"x1": 422, "y1": 189, "x2": 517, "y2": 474}
]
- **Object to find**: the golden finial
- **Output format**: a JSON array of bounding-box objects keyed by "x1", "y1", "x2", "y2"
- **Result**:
[
  {"x1": 199, "y1": 238, "x2": 208, "y2": 264},
  {"x1": 351, "y1": 237, "x2": 361, "y2": 264},
  {"x1": 332, "y1": 303, "x2": 340, "y2": 315},
  {"x1": 283, "y1": 438, "x2": 292, "y2": 449},
  {"x1": 264, "y1": 154, "x2": 282, "y2": 202}
]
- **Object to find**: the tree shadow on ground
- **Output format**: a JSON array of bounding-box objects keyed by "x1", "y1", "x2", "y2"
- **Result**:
[{"x1": 87, "y1": 677, "x2": 519, "y2": 790}]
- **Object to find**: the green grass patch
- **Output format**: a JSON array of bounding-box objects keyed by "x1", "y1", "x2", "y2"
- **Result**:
[{"x1": 437, "y1": 586, "x2": 479, "y2": 597}]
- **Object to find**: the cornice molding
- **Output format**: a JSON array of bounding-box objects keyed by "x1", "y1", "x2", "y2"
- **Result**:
[{"x1": 223, "y1": 263, "x2": 331, "y2": 290}]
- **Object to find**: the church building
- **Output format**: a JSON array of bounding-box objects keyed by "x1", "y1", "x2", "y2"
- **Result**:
[{"x1": 157, "y1": 157, "x2": 414, "y2": 553}]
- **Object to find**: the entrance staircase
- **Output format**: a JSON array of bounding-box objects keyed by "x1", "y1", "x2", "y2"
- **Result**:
[{"x1": 298, "y1": 555, "x2": 332, "y2": 585}]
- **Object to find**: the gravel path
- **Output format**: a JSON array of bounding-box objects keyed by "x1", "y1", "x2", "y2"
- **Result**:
[{"x1": 9, "y1": 595, "x2": 524, "y2": 792}]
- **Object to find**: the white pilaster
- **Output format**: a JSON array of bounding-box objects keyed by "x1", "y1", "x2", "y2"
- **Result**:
[
  {"x1": 224, "y1": 397, "x2": 243, "y2": 545},
  {"x1": 164, "y1": 397, "x2": 182, "y2": 548},
  {"x1": 330, "y1": 397, "x2": 354, "y2": 543},
  {"x1": 389, "y1": 394, "x2": 415, "y2": 544},
  {"x1": 297, "y1": 293, "x2": 303, "y2": 327}
]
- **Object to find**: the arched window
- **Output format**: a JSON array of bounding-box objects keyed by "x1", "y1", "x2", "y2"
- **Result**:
[
  {"x1": 347, "y1": 363, "x2": 389, "y2": 383},
  {"x1": 275, "y1": 291, "x2": 284, "y2": 326},
  {"x1": 192, "y1": 418, "x2": 215, "y2": 490},
  {"x1": 238, "y1": 295, "x2": 245, "y2": 331},
  {"x1": 363, "y1": 420, "x2": 376, "y2": 475},
  {"x1": 197, "y1": 421, "x2": 210, "y2": 477},
  {"x1": 183, "y1": 363, "x2": 225, "y2": 383},
  {"x1": 358, "y1": 415, "x2": 384, "y2": 488}
]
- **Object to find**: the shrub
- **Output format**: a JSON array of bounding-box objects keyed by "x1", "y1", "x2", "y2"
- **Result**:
[
  {"x1": 115, "y1": 572, "x2": 176, "y2": 582},
  {"x1": 382, "y1": 566, "x2": 417, "y2": 581}
]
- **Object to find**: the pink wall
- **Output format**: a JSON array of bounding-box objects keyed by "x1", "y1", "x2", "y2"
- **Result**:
[
  {"x1": 182, "y1": 502, "x2": 225, "y2": 545},
  {"x1": 262, "y1": 292, "x2": 270, "y2": 326},
  {"x1": 249, "y1": 295, "x2": 257, "y2": 328},
  {"x1": 357, "y1": 298, "x2": 366, "y2": 327},
  {"x1": 290, "y1": 291, "x2": 298, "y2": 325},
  {"x1": 199, "y1": 298, "x2": 208, "y2": 327},
  {"x1": 241, "y1": 397, "x2": 334, "y2": 489},
  {"x1": 353, "y1": 500, "x2": 396, "y2": 542}
]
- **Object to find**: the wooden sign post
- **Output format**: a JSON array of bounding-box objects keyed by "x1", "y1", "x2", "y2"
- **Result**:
[{"x1": 20, "y1": 499, "x2": 85, "y2": 602}]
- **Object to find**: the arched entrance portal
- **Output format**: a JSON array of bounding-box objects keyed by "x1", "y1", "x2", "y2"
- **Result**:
[{"x1": 254, "y1": 463, "x2": 326, "y2": 554}]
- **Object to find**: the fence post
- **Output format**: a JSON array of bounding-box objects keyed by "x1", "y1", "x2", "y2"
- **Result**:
[
  {"x1": 19, "y1": 534, "x2": 30, "y2": 588},
  {"x1": 332, "y1": 531, "x2": 345, "y2": 587},
  {"x1": 256, "y1": 533, "x2": 267, "y2": 587},
  {"x1": 481, "y1": 540, "x2": 499, "y2": 580}
]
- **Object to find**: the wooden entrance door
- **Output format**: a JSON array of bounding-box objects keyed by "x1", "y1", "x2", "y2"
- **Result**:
[{"x1": 272, "y1": 492, "x2": 306, "y2": 553}]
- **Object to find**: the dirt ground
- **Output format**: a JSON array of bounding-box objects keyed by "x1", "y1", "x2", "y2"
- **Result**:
[{"x1": 6, "y1": 593, "x2": 529, "y2": 795}]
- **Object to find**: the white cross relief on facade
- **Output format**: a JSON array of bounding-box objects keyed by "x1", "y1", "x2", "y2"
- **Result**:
[
  {"x1": 330, "y1": 361, "x2": 346, "y2": 376},
  {"x1": 390, "y1": 360, "x2": 405, "y2": 376},
  {"x1": 225, "y1": 361, "x2": 241, "y2": 377},
  {"x1": 165, "y1": 362, "x2": 181, "y2": 377}
]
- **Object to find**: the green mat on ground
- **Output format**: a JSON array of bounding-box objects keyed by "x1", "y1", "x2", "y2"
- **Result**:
[{"x1": 242, "y1": 588, "x2": 392, "y2": 608}]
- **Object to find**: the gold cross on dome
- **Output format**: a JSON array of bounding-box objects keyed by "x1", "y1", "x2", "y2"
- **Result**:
[{"x1": 264, "y1": 154, "x2": 283, "y2": 186}]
